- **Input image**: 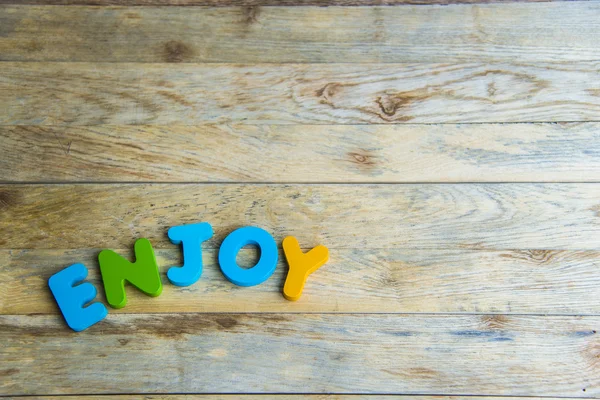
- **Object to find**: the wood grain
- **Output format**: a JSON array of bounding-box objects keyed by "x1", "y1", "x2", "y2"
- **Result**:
[
  {"x1": 2, "y1": 0, "x2": 598, "y2": 397},
  {"x1": 3, "y1": 62, "x2": 600, "y2": 125},
  {"x1": 3, "y1": 123, "x2": 600, "y2": 183},
  {"x1": 3, "y1": 248, "x2": 600, "y2": 315},
  {"x1": 2, "y1": 314, "x2": 599, "y2": 396},
  {"x1": 15, "y1": 397, "x2": 580, "y2": 400},
  {"x1": 1, "y1": 3, "x2": 599, "y2": 63},
  {"x1": 0, "y1": 0, "x2": 570, "y2": 6},
  {"x1": 3, "y1": 183, "x2": 600, "y2": 250}
]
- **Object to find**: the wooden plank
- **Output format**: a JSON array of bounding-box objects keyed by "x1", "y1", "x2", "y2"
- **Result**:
[
  {"x1": 0, "y1": 0, "x2": 570, "y2": 7},
  {"x1": 3, "y1": 248, "x2": 600, "y2": 315},
  {"x1": 14, "y1": 396, "x2": 582, "y2": 400},
  {"x1": 3, "y1": 123, "x2": 600, "y2": 183},
  {"x1": 2, "y1": 314, "x2": 599, "y2": 395},
  {"x1": 3, "y1": 63, "x2": 600, "y2": 125},
  {"x1": 1, "y1": 3, "x2": 599, "y2": 63},
  {"x1": 2, "y1": 183, "x2": 600, "y2": 250}
]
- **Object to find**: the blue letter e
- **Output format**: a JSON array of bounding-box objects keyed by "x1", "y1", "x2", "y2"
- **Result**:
[{"x1": 48, "y1": 263, "x2": 108, "y2": 332}]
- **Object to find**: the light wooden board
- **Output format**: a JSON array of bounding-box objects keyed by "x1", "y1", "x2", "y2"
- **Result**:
[
  {"x1": 14, "y1": 397, "x2": 582, "y2": 400},
  {"x1": 3, "y1": 248, "x2": 600, "y2": 315},
  {"x1": 2, "y1": 184, "x2": 600, "y2": 250},
  {"x1": 3, "y1": 62, "x2": 600, "y2": 125},
  {"x1": 2, "y1": 123, "x2": 600, "y2": 183},
  {"x1": 2, "y1": 1, "x2": 599, "y2": 398},
  {"x1": 2, "y1": 314, "x2": 599, "y2": 396},
  {"x1": 0, "y1": 0, "x2": 572, "y2": 6},
  {"x1": 1, "y1": 3, "x2": 600, "y2": 63}
]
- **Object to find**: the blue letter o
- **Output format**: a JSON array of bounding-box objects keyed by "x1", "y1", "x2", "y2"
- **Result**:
[{"x1": 218, "y1": 226, "x2": 278, "y2": 287}]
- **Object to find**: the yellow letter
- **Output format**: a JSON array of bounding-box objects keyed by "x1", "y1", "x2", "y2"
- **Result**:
[{"x1": 282, "y1": 236, "x2": 329, "y2": 301}]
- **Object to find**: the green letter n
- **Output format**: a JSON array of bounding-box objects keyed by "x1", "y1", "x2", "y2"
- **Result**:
[{"x1": 98, "y1": 238, "x2": 163, "y2": 309}]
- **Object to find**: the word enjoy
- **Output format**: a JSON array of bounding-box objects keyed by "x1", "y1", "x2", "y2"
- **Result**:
[{"x1": 48, "y1": 222, "x2": 329, "y2": 332}]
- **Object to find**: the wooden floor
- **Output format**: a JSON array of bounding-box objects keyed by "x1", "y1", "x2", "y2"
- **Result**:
[{"x1": 2, "y1": 0, "x2": 600, "y2": 398}]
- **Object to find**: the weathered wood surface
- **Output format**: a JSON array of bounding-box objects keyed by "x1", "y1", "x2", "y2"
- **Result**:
[
  {"x1": 2, "y1": 314, "x2": 599, "y2": 396},
  {"x1": 3, "y1": 248, "x2": 600, "y2": 315},
  {"x1": 1, "y1": 3, "x2": 599, "y2": 63},
  {"x1": 3, "y1": 62, "x2": 600, "y2": 125},
  {"x1": 3, "y1": 123, "x2": 600, "y2": 183},
  {"x1": 0, "y1": 0, "x2": 571, "y2": 6},
  {"x1": 2, "y1": 1, "x2": 599, "y2": 398},
  {"x1": 16, "y1": 397, "x2": 578, "y2": 400},
  {"x1": 2, "y1": 184, "x2": 600, "y2": 250}
]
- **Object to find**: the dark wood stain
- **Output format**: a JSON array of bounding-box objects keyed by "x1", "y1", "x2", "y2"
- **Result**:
[
  {"x1": 23, "y1": 40, "x2": 43, "y2": 53},
  {"x1": 123, "y1": 12, "x2": 141, "y2": 19},
  {"x1": 372, "y1": 91, "x2": 426, "y2": 121},
  {"x1": 409, "y1": 367, "x2": 439, "y2": 378},
  {"x1": 0, "y1": 189, "x2": 21, "y2": 210},
  {"x1": 254, "y1": 314, "x2": 297, "y2": 338},
  {"x1": 216, "y1": 317, "x2": 239, "y2": 329},
  {"x1": 157, "y1": 80, "x2": 176, "y2": 88},
  {"x1": 375, "y1": 93, "x2": 416, "y2": 117},
  {"x1": 481, "y1": 314, "x2": 509, "y2": 330},
  {"x1": 501, "y1": 250, "x2": 563, "y2": 265},
  {"x1": 120, "y1": 142, "x2": 145, "y2": 151},
  {"x1": 347, "y1": 150, "x2": 378, "y2": 171},
  {"x1": 383, "y1": 367, "x2": 439, "y2": 378},
  {"x1": 0, "y1": 368, "x2": 19, "y2": 377},
  {"x1": 161, "y1": 41, "x2": 194, "y2": 63},
  {"x1": 0, "y1": 314, "x2": 292, "y2": 339},
  {"x1": 157, "y1": 90, "x2": 193, "y2": 107},
  {"x1": 316, "y1": 82, "x2": 344, "y2": 99},
  {"x1": 241, "y1": 6, "x2": 260, "y2": 25},
  {"x1": 102, "y1": 315, "x2": 212, "y2": 339}
]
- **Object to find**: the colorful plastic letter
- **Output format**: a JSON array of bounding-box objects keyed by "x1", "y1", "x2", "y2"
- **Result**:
[
  {"x1": 48, "y1": 263, "x2": 108, "y2": 332},
  {"x1": 218, "y1": 226, "x2": 278, "y2": 286},
  {"x1": 282, "y1": 236, "x2": 329, "y2": 301},
  {"x1": 98, "y1": 238, "x2": 162, "y2": 309},
  {"x1": 167, "y1": 222, "x2": 213, "y2": 287}
]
